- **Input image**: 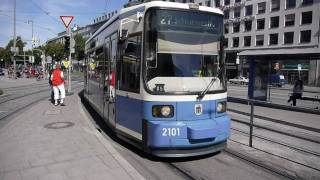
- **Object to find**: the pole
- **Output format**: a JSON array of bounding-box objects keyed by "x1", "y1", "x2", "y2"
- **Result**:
[
  {"x1": 23, "y1": 50, "x2": 26, "y2": 68},
  {"x1": 13, "y1": 0, "x2": 16, "y2": 79},
  {"x1": 67, "y1": 27, "x2": 72, "y2": 94},
  {"x1": 249, "y1": 101, "x2": 254, "y2": 147}
]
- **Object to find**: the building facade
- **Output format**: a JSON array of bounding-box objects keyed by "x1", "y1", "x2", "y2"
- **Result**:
[{"x1": 193, "y1": 0, "x2": 320, "y2": 86}]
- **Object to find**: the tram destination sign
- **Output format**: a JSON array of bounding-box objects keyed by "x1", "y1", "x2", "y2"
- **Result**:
[{"x1": 155, "y1": 10, "x2": 222, "y2": 34}]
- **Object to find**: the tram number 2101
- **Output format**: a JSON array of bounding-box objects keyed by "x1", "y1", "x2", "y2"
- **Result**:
[{"x1": 162, "y1": 128, "x2": 180, "y2": 137}]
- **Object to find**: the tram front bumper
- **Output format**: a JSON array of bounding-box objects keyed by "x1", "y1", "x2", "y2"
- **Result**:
[{"x1": 146, "y1": 115, "x2": 230, "y2": 149}]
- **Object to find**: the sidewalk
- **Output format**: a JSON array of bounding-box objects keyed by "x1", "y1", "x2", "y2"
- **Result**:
[{"x1": 0, "y1": 88, "x2": 145, "y2": 180}]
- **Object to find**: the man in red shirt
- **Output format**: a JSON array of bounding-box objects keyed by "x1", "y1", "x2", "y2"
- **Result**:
[{"x1": 51, "y1": 64, "x2": 66, "y2": 106}]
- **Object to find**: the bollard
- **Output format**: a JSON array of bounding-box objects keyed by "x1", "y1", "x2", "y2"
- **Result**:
[{"x1": 249, "y1": 101, "x2": 254, "y2": 147}]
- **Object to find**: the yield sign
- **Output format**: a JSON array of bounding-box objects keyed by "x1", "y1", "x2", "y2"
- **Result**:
[{"x1": 60, "y1": 16, "x2": 74, "y2": 28}]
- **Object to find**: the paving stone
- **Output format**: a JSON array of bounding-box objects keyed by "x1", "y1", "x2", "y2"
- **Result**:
[
  {"x1": 46, "y1": 161, "x2": 72, "y2": 173},
  {"x1": 20, "y1": 166, "x2": 48, "y2": 180},
  {"x1": 0, "y1": 86, "x2": 144, "y2": 180},
  {"x1": 98, "y1": 154, "x2": 121, "y2": 169},
  {"x1": 1, "y1": 171, "x2": 22, "y2": 180},
  {"x1": 38, "y1": 172, "x2": 68, "y2": 180},
  {"x1": 28, "y1": 157, "x2": 56, "y2": 167}
]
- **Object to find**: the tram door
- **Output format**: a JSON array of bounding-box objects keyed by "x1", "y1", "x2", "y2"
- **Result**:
[
  {"x1": 108, "y1": 35, "x2": 117, "y2": 127},
  {"x1": 103, "y1": 34, "x2": 117, "y2": 127}
]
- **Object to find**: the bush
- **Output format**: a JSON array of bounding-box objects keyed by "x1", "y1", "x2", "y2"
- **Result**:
[{"x1": 0, "y1": 89, "x2": 3, "y2": 96}]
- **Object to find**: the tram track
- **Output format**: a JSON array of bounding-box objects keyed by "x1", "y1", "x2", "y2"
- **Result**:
[
  {"x1": 229, "y1": 129, "x2": 320, "y2": 172},
  {"x1": 0, "y1": 80, "x2": 83, "y2": 104},
  {"x1": 0, "y1": 83, "x2": 83, "y2": 126},
  {"x1": 231, "y1": 126, "x2": 320, "y2": 157}
]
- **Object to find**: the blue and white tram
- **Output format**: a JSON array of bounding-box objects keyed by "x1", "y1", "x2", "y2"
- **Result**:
[{"x1": 84, "y1": 1, "x2": 230, "y2": 157}]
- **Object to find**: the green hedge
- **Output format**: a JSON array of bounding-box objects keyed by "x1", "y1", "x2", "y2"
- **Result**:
[{"x1": 0, "y1": 89, "x2": 3, "y2": 96}]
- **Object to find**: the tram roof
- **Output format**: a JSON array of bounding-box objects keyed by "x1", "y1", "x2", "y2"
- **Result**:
[{"x1": 86, "y1": 1, "x2": 223, "y2": 44}]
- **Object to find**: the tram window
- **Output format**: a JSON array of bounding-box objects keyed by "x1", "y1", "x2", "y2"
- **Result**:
[
  {"x1": 119, "y1": 35, "x2": 141, "y2": 93},
  {"x1": 91, "y1": 47, "x2": 104, "y2": 83}
]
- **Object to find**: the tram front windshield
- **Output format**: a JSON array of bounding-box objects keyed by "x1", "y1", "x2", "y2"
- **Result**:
[{"x1": 144, "y1": 9, "x2": 225, "y2": 94}]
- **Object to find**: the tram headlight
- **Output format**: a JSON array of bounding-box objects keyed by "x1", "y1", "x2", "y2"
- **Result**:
[
  {"x1": 152, "y1": 105, "x2": 174, "y2": 118},
  {"x1": 217, "y1": 101, "x2": 226, "y2": 113}
]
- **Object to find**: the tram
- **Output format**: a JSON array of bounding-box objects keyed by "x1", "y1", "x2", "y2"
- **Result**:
[{"x1": 84, "y1": 1, "x2": 230, "y2": 157}]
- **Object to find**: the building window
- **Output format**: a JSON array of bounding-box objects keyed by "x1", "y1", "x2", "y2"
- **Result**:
[
  {"x1": 271, "y1": 0, "x2": 280, "y2": 12},
  {"x1": 256, "y1": 35, "x2": 264, "y2": 46},
  {"x1": 300, "y1": 30, "x2": 311, "y2": 43},
  {"x1": 215, "y1": 0, "x2": 220, "y2": 7},
  {"x1": 284, "y1": 32, "x2": 294, "y2": 44},
  {"x1": 269, "y1": 33, "x2": 278, "y2": 45},
  {"x1": 234, "y1": 8, "x2": 241, "y2": 18},
  {"x1": 301, "y1": 11, "x2": 312, "y2": 25},
  {"x1": 302, "y1": 0, "x2": 313, "y2": 6},
  {"x1": 257, "y1": 2, "x2": 266, "y2": 14},
  {"x1": 224, "y1": 24, "x2": 229, "y2": 34},
  {"x1": 286, "y1": 0, "x2": 296, "y2": 9},
  {"x1": 224, "y1": 38, "x2": 228, "y2": 48},
  {"x1": 270, "y1": 16, "x2": 279, "y2": 28},
  {"x1": 245, "y1": 5, "x2": 253, "y2": 16},
  {"x1": 224, "y1": 0, "x2": 230, "y2": 6},
  {"x1": 235, "y1": 0, "x2": 241, "y2": 3},
  {"x1": 224, "y1": 10, "x2": 229, "y2": 19},
  {"x1": 244, "y1": 20, "x2": 252, "y2": 31},
  {"x1": 257, "y1": 18, "x2": 265, "y2": 30},
  {"x1": 244, "y1": 36, "x2": 251, "y2": 47},
  {"x1": 233, "y1": 37, "x2": 239, "y2": 47},
  {"x1": 285, "y1": 14, "x2": 295, "y2": 26},
  {"x1": 233, "y1": 22, "x2": 240, "y2": 33}
]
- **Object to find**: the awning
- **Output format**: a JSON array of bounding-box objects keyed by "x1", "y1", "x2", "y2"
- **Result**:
[{"x1": 238, "y1": 47, "x2": 320, "y2": 56}]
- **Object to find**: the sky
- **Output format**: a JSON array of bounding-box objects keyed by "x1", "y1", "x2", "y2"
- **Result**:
[{"x1": 0, "y1": 0, "x2": 128, "y2": 49}]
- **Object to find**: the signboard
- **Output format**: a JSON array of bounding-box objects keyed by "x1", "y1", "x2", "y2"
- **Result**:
[
  {"x1": 46, "y1": 56, "x2": 52, "y2": 63},
  {"x1": 248, "y1": 59, "x2": 268, "y2": 101},
  {"x1": 29, "y1": 56, "x2": 34, "y2": 63},
  {"x1": 60, "y1": 16, "x2": 74, "y2": 28},
  {"x1": 297, "y1": 64, "x2": 302, "y2": 71},
  {"x1": 63, "y1": 60, "x2": 71, "y2": 68},
  {"x1": 10, "y1": 47, "x2": 19, "y2": 53}
]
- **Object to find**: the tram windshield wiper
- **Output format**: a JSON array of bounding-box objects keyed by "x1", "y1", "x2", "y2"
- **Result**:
[
  {"x1": 197, "y1": 77, "x2": 218, "y2": 101},
  {"x1": 197, "y1": 69, "x2": 221, "y2": 101}
]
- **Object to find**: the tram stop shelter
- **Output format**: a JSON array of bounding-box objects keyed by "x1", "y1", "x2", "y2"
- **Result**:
[{"x1": 238, "y1": 47, "x2": 320, "y2": 101}]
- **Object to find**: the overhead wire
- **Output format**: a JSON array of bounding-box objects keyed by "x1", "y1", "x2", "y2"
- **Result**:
[
  {"x1": 0, "y1": 12, "x2": 57, "y2": 35},
  {"x1": 29, "y1": 0, "x2": 61, "y2": 24}
]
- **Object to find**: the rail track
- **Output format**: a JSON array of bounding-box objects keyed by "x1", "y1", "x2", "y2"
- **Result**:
[{"x1": 0, "y1": 82, "x2": 83, "y2": 124}]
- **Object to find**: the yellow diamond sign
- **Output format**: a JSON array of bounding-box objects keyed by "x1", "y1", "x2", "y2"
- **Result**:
[
  {"x1": 89, "y1": 62, "x2": 96, "y2": 70},
  {"x1": 63, "y1": 60, "x2": 71, "y2": 68}
]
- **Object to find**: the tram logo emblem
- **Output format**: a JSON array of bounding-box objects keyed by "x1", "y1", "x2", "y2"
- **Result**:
[{"x1": 195, "y1": 104, "x2": 203, "y2": 115}]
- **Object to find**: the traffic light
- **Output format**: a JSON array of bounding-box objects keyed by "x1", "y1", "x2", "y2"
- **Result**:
[{"x1": 64, "y1": 36, "x2": 70, "y2": 51}]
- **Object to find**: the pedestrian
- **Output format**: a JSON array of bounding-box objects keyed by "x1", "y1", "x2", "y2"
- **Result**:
[
  {"x1": 51, "y1": 64, "x2": 66, "y2": 106},
  {"x1": 288, "y1": 79, "x2": 304, "y2": 106}
]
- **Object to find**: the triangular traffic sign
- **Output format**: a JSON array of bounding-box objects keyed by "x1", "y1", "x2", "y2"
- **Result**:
[{"x1": 60, "y1": 16, "x2": 74, "y2": 28}]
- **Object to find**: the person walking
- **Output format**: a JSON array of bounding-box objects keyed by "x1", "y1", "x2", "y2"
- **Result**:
[
  {"x1": 288, "y1": 79, "x2": 304, "y2": 106},
  {"x1": 51, "y1": 64, "x2": 66, "y2": 106}
]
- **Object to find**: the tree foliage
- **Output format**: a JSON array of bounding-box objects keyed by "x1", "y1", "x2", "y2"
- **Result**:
[
  {"x1": 73, "y1": 34, "x2": 85, "y2": 61},
  {"x1": 44, "y1": 42, "x2": 65, "y2": 62},
  {"x1": 5, "y1": 36, "x2": 26, "y2": 55}
]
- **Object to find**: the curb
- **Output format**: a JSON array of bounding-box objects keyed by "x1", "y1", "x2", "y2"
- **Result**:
[{"x1": 77, "y1": 95, "x2": 145, "y2": 180}]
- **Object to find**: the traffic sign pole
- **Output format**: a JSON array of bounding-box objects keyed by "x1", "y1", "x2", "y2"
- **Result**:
[
  {"x1": 67, "y1": 26, "x2": 73, "y2": 95},
  {"x1": 60, "y1": 15, "x2": 74, "y2": 95}
]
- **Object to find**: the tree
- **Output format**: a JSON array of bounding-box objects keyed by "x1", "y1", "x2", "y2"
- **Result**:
[
  {"x1": 3, "y1": 36, "x2": 26, "y2": 66},
  {"x1": 73, "y1": 34, "x2": 85, "y2": 61},
  {"x1": 5, "y1": 36, "x2": 26, "y2": 55},
  {"x1": 44, "y1": 42, "x2": 65, "y2": 62},
  {"x1": 0, "y1": 47, "x2": 10, "y2": 67}
]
